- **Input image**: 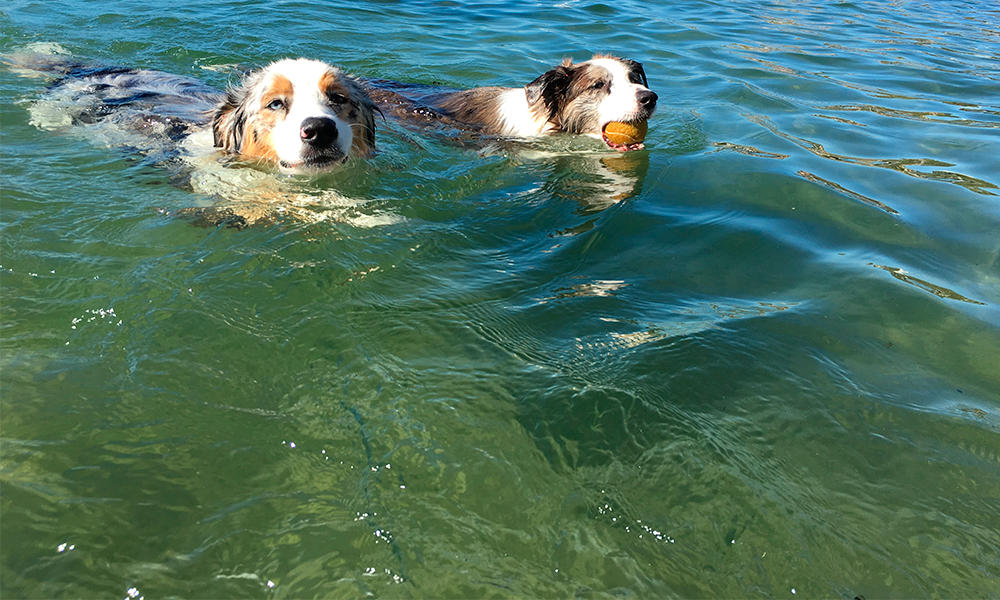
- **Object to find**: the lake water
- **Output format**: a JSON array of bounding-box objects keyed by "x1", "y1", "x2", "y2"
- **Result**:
[{"x1": 2, "y1": 1, "x2": 999, "y2": 598}]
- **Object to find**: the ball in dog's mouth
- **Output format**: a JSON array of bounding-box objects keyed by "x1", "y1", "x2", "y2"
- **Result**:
[{"x1": 602, "y1": 120, "x2": 648, "y2": 151}]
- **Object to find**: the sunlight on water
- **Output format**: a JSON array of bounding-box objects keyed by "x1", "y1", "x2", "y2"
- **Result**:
[{"x1": 2, "y1": 1, "x2": 999, "y2": 598}]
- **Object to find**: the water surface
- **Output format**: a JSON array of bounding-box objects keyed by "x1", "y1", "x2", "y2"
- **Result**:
[{"x1": 2, "y1": 1, "x2": 999, "y2": 598}]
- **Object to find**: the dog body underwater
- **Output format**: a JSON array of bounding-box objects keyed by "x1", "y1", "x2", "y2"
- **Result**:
[{"x1": 8, "y1": 54, "x2": 377, "y2": 174}]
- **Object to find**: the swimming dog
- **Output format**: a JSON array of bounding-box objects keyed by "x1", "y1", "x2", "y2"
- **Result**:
[
  {"x1": 367, "y1": 54, "x2": 656, "y2": 151},
  {"x1": 8, "y1": 54, "x2": 377, "y2": 173}
]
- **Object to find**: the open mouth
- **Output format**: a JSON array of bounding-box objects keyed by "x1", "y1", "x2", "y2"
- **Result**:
[{"x1": 601, "y1": 121, "x2": 648, "y2": 152}]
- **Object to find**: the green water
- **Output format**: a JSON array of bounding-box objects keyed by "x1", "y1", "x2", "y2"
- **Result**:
[{"x1": 2, "y1": 1, "x2": 999, "y2": 598}]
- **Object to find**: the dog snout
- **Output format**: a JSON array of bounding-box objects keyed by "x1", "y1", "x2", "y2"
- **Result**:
[
  {"x1": 299, "y1": 117, "x2": 339, "y2": 147},
  {"x1": 637, "y1": 89, "x2": 658, "y2": 109}
]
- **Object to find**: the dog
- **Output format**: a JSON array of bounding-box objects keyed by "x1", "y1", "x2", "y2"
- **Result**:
[
  {"x1": 212, "y1": 58, "x2": 377, "y2": 170},
  {"x1": 372, "y1": 54, "x2": 657, "y2": 151},
  {"x1": 7, "y1": 53, "x2": 377, "y2": 174}
]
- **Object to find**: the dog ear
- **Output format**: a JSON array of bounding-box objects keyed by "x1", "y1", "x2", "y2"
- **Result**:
[
  {"x1": 356, "y1": 99, "x2": 378, "y2": 157},
  {"x1": 624, "y1": 59, "x2": 649, "y2": 87},
  {"x1": 212, "y1": 85, "x2": 249, "y2": 153},
  {"x1": 345, "y1": 77, "x2": 378, "y2": 157},
  {"x1": 213, "y1": 67, "x2": 267, "y2": 153},
  {"x1": 524, "y1": 61, "x2": 574, "y2": 122}
]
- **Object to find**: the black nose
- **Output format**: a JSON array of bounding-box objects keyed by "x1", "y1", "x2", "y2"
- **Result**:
[
  {"x1": 637, "y1": 89, "x2": 658, "y2": 109},
  {"x1": 299, "y1": 117, "x2": 339, "y2": 147}
]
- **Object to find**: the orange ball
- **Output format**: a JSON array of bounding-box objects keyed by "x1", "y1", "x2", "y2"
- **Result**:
[{"x1": 603, "y1": 120, "x2": 648, "y2": 145}]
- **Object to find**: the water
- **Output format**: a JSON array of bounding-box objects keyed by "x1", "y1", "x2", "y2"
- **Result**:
[{"x1": 2, "y1": 1, "x2": 999, "y2": 597}]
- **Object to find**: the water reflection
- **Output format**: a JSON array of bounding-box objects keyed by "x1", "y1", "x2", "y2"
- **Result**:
[
  {"x1": 747, "y1": 113, "x2": 999, "y2": 195},
  {"x1": 869, "y1": 263, "x2": 987, "y2": 305},
  {"x1": 712, "y1": 141, "x2": 789, "y2": 160},
  {"x1": 818, "y1": 102, "x2": 1000, "y2": 129},
  {"x1": 797, "y1": 170, "x2": 899, "y2": 215},
  {"x1": 538, "y1": 149, "x2": 651, "y2": 217}
]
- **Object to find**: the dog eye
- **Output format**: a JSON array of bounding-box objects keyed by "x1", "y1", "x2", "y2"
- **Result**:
[
  {"x1": 266, "y1": 98, "x2": 285, "y2": 111},
  {"x1": 591, "y1": 81, "x2": 609, "y2": 91},
  {"x1": 328, "y1": 93, "x2": 348, "y2": 105}
]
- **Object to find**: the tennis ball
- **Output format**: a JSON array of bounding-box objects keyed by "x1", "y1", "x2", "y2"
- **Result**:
[{"x1": 603, "y1": 120, "x2": 648, "y2": 146}]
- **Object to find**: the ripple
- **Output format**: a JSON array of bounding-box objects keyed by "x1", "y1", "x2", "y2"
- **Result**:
[
  {"x1": 796, "y1": 170, "x2": 899, "y2": 215},
  {"x1": 712, "y1": 141, "x2": 789, "y2": 160},
  {"x1": 819, "y1": 102, "x2": 1000, "y2": 129},
  {"x1": 746, "y1": 114, "x2": 999, "y2": 196},
  {"x1": 869, "y1": 263, "x2": 986, "y2": 305}
]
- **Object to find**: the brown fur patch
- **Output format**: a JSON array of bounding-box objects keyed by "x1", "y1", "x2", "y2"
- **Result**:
[
  {"x1": 237, "y1": 74, "x2": 293, "y2": 164},
  {"x1": 261, "y1": 74, "x2": 294, "y2": 112},
  {"x1": 240, "y1": 121, "x2": 280, "y2": 164},
  {"x1": 437, "y1": 86, "x2": 511, "y2": 132},
  {"x1": 318, "y1": 70, "x2": 349, "y2": 101},
  {"x1": 321, "y1": 69, "x2": 376, "y2": 157}
]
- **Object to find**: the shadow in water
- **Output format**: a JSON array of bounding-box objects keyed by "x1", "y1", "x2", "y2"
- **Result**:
[{"x1": 538, "y1": 149, "x2": 651, "y2": 224}]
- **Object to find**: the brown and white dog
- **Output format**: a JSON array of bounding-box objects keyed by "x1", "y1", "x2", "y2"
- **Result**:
[
  {"x1": 8, "y1": 54, "x2": 377, "y2": 173},
  {"x1": 212, "y1": 58, "x2": 377, "y2": 171},
  {"x1": 433, "y1": 54, "x2": 657, "y2": 150}
]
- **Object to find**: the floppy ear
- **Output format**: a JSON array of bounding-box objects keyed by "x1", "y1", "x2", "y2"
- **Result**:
[
  {"x1": 357, "y1": 98, "x2": 378, "y2": 157},
  {"x1": 213, "y1": 67, "x2": 268, "y2": 154},
  {"x1": 524, "y1": 60, "x2": 574, "y2": 123},
  {"x1": 212, "y1": 85, "x2": 249, "y2": 153},
  {"x1": 345, "y1": 78, "x2": 378, "y2": 157},
  {"x1": 624, "y1": 59, "x2": 649, "y2": 87}
]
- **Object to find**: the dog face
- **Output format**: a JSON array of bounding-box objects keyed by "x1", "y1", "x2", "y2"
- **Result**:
[
  {"x1": 212, "y1": 59, "x2": 376, "y2": 172},
  {"x1": 525, "y1": 55, "x2": 657, "y2": 148}
]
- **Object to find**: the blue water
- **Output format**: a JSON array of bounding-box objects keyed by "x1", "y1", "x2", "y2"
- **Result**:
[{"x1": 2, "y1": 1, "x2": 999, "y2": 598}]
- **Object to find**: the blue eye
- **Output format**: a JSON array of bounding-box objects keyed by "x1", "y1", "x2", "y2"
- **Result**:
[{"x1": 266, "y1": 98, "x2": 285, "y2": 111}]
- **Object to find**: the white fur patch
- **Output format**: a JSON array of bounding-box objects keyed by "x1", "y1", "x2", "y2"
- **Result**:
[
  {"x1": 496, "y1": 89, "x2": 555, "y2": 137},
  {"x1": 587, "y1": 58, "x2": 654, "y2": 134},
  {"x1": 253, "y1": 59, "x2": 354, "y2": 171}
]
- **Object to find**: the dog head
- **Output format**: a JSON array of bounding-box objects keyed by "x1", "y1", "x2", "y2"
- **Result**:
[
  {"x1": 525, "y1": 55, "x2": 657, "y2": 149},
  {"x1": 212, "y1": 59, "x2": 376, "y2": 172}
]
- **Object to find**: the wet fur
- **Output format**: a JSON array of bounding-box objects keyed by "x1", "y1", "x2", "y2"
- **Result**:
[
  {"x1": 5, "y1": 53, "x2": 377, "y2": 172},
  {"x1": 433, "y1": 54, "x2": 657, "y2": 141},
  {"x1": 213, "y1": 62, "x2": 377, "y2": 166}
]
